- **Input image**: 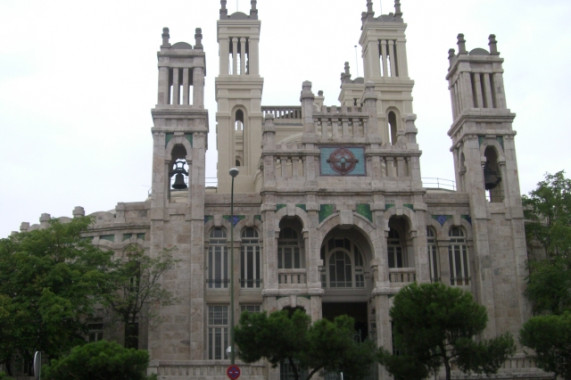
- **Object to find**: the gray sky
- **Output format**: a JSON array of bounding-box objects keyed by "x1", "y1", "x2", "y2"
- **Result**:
[{"x1": 1, "y1": 0, "x2": 570, "y2": 237}]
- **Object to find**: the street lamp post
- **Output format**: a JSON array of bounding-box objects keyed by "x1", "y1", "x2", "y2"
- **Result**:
[{"x1": 229, "y1": 167, "x2": 239, "y2": 364}]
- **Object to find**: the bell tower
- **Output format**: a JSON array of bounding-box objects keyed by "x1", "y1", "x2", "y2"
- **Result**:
[
  {"x1": 358, "y1": 0, "x2": 417, "y2": 149},
  {"x1": 149, "y1": 27, "x2": 209, "y2": 360},
  {"x1": 446, "y1": 34, "x2": 528, "y2": 337},
  {"x1": 216, "y1": 0, "x2": 264, "y2": 193}
]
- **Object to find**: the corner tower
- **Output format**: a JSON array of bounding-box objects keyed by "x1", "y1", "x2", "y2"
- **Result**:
[
  {"x1": 149, "y1": 28, "x2": 209, "y2": 360},
  {"x1": 216, "y1": 0, "x2": 264, "y2": 193},
  {"x1": 446, "y1": 34, "x2": 529, "y2": 337}
]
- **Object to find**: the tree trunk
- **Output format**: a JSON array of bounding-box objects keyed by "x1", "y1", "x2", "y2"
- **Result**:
[{"x1": 125, "y1": 322, "x2": 139, "y2": 349}]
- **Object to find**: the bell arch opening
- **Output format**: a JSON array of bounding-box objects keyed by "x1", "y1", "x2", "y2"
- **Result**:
[{"x1": 169, "y1": 144, "x2": 188, "y2": 191}]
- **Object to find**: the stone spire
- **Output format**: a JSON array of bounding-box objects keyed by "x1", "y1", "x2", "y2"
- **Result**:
[
  {"x1": 250, "y1": 0, "x2": 258, "y2": 17},
  {"x1": 220, "y1": 0, "x2": 228, "y2": 17},
  {"x1": 488, "y1": 34, "x2": 499, "y2": 55},
  {"x1": 161, "y1": 27, "x2": 170, "y2": 48},
  {"x1": 457, "y1": 33, "x2": 467, "y2": 54},
  {"x1": 395, "y1": 0, "x2": 402, "y2": 17}
]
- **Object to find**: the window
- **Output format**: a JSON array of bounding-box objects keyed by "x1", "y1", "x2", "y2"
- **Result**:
[
  {"x1": 388, "y1": 111, "x2": 398, "y2": 145},
  {"x1": 484, "y1": 146, "x2": 503, "y2": 202},
  {"x1": 234, "y1": 109, "x2": 245, "y2": 131},
  {"x1": 278, "y1": 227, "x2": 304, "y2": 269},
  {"x1": 387, "y1": 229, "x2": 403, "y2": 268},
  {"x1": 240, "y1": 304, "x2": 261, "y2": 314},
  {"x1": 88, "y1": 323, "x2": 103, "y2": 342},
  {"x1": 427, "y1": 227, "x2": 439, "y2": 282},
  {"x1": 208, "y1": 305, "x2": 229, "y2": 360},
  {"x1": 448, "y1": 227, "x2": 470, "y2": 286},
  {"x1": 240, "y1": 227, "x2": 261, "y2": 288},
  {"x1": 321, "y1": 237, "x2": 365, "y2": 288},
  {"x1": 207, "y1": 228, "x2": 228, "y2": 288}
]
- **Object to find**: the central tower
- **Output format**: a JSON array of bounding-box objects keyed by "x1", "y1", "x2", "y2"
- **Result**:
[{"x1": 216, "y1": 0, "x2": 264, "y2": 193}]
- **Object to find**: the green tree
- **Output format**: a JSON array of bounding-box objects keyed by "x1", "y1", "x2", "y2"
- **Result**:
[
  {"x1": 525, "y1": 254, "x2": 571, "y2": 315},
  {"x1": 520, "y1": 312, "x2": 571, "y2": 380},
  {"x1": 101, "y1": 244, "x2": 177, "y2": 349},
  {"x1": 43, "y1": 340, "x2": 153, "y2": 380},
  {"x1": 378, "y1": 283, "x2": 515, "y2": 380},
  {"x1": 0, "y1": 217, "x2": 113, "y2": 375},
  {"x1": 234, "y1": 309, "x2": 376, "y2": 380},
  {"x1": 523, "y1": 170, "x2": 571, "y2": 257}
]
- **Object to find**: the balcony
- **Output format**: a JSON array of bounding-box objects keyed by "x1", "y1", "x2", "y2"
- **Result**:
[{"x1": 388, "y1": 267, "x2": 416, "y2": 284}]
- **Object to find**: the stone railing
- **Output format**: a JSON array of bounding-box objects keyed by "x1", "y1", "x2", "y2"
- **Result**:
[
  {"x1": 278, "y1": 269, "x2": 307, "y2": 287},
  {"x1": 388, "y1": 267, "x2": 416, "y2": 284},
  {"x1": 262, "y1": 106, "x2": 301, "y2": 120},
  {"x1": 314, "y1": 107, "x2": 368, "y2": 140}
]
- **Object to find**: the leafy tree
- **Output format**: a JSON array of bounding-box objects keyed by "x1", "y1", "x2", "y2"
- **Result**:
[
  {"x1": 525, "y1": 254, "x2": 571, "y2": 315},
  {"x1": 234, "y1": 309, "x2": 376, "y2": 380},
  {"x1": 519, "y1": 171, "x2": 571, "y2": 379},
  {"x1": 378, "y1": 283, "x2": 515, "y2": 380},
  {"x1": 101, "y1": 244, "x2": 177, "y2": 348},
  {"x1": 523, "y1": 170, "x2": 571, "y2": 257},
  {"x1": 43, "y1": 340, "x2": 154, "y2": 380},
  {"x1": 0, "y1": 217, "x2": 113, "y2": 375},
  {"x1": 520, "y1": 312, "x2": 571, "y2": 380}
]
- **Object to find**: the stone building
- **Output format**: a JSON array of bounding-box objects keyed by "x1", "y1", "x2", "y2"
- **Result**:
[{"x1": 18, "y1": 1, "x2": 547, "y2": 379}]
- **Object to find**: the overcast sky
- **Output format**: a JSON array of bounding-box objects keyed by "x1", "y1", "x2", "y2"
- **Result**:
[{"x1": 1, "y1": 0, "x2": 570, "y2": 237}]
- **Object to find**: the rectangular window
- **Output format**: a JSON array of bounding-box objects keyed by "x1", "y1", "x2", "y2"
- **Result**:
[
  {"x1": 449, "y1": 242, "x2": 470, "y2": 286},
  {"x1": 428, "y1": 242, "x2": 439, "y2": 282},
  {"x1": 208, "y1": 244, "x2": 228, "y2": 288},
  {"x1": 88, "y1": 323, "x2": 104, "y2": 342},
  {"x1": 241, "y1": 244, "x2": 261, "y2": 288},
  {"x1": 208, "y1": 305, "x2": 229, "y2": 360}
]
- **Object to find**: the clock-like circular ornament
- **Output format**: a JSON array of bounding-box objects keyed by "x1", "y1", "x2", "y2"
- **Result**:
[{"x1": 327, "y1": 147, "x2": 359, "y2": 175}]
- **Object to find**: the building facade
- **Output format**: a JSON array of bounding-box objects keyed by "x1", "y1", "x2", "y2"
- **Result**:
[{"x1": 19, "y1": 1, "x2": 548, "y2": 379}]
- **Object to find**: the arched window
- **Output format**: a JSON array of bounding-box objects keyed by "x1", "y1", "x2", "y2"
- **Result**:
[
  {"x1": 321, "y1": 237, "x2": 365, "y2": 288},
  {"x1": 448, "y1": 227, "x2": 470, "y2": 286},
  {"x1": 234, "y1": 109, "x2": 244, "y2": 131},
  {"x1": 207, "y1": 227, "x2": 228, "y2": 288},
  {"x1": 169, "y1": 144, "x2": 188, "y2": 190},
  {"x1": 483, "y1": 146, "x2": 503, "y2": 202},
  {"x1": 427, "y1": 227, "x2": 439, "y2": 282},
  {"x1": 388, "y1": 111, "x2": 398, "y2": 145},
  {"x1": 240, "y1": 227, "x2": 261, "y2": 288}
]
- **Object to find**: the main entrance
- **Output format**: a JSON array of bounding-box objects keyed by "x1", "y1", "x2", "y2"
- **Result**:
[{"x1": 322, "y1": 302, "x2": 368, "y2": 341}]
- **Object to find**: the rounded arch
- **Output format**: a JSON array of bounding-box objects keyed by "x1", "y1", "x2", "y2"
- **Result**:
[
  {"x1": 382, "y1": 207, "x2": 417, "y2": 236},
  {"x1": 276, "y1": 296, "x2": 311, "y2": 313},
  {"x1": 165, "y1": 138, "x2": 192, "y2": 161},
  {"x1": 232, "y1": 106, "x2": 247, "y2": 132},
  {"x1": 439, "y1": 218, "x2": 473, "y2": 241},
  {"x1": 317, "y1": 212, "x2": 376, "y2": 253},
  {"x1": 273, "y1": 206, "x2": 309, "y2": 233}
]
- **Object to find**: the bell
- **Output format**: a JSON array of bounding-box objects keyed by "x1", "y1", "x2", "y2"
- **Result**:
[
  {"x1": 483, "y1": 163, "x2": 501, "y2": 190},
  {"x1": 172, "y1": 173, "x2": 187, "y2": 190},
  {"x1": 170, "y1": 159, "x2": 188, "y2": 190}
]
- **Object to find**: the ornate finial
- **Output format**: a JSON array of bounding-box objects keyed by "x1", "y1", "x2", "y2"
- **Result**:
[
  {"x1": 448, "y1": 48, "x2": 456, "y2": 60},
  {"x1": 220, "y1": 0, "x2": 228, "y2": 17},
  {"x1": 366, "y1": 0, "x2": 374, "y2": 15},
  {"x1": 395, "y1": 0, "x2": 402, "y2": 17},
  {"x1": 341, "y1": 62, "x2": 351, "y2": 83},
  {"x1": 488, "y1": 34, "x2": 499, "y2": 55},
  {"x1": 194, "y1": 28, "x2": 203, "y2": 49},
  {"x1": 161, "y1": 27, "x2": 171, "y2": 48},
  {"x1": 457, "y1": 33, "x2": 467, "y2": 54},
  {"x1": 250, "y1": 0, "x2": 258, "y2": 16}
]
